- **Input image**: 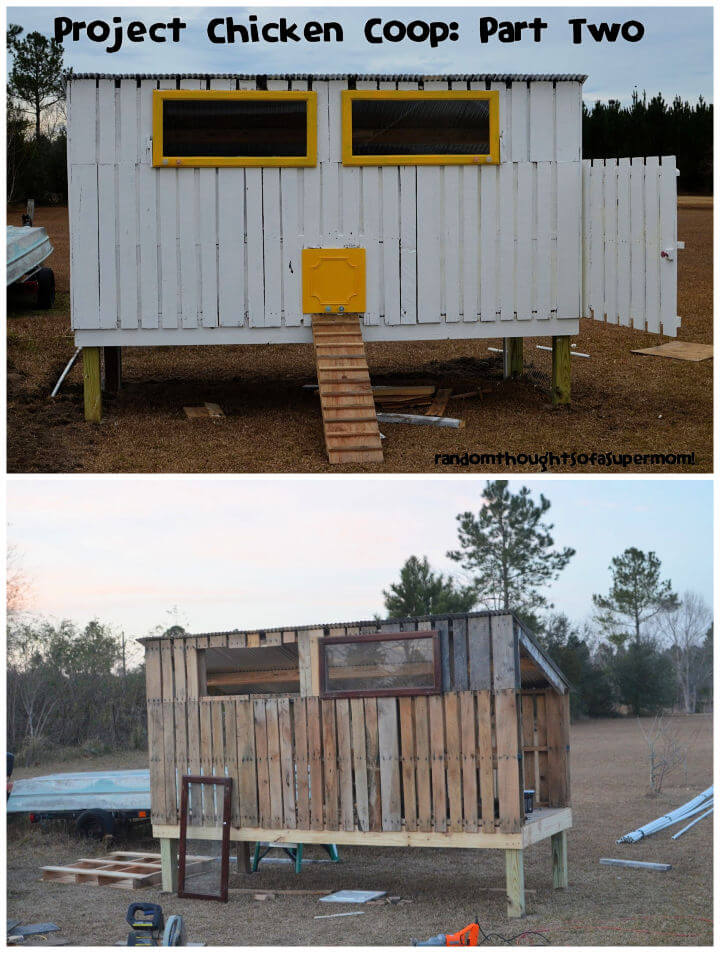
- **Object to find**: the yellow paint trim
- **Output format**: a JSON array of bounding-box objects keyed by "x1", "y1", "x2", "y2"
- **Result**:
[
  {"x1": 302, "y1": 248, "x2": 366, "y2": 314},
  {"x1": 341, "y1": 89, "x2": 500, "y2": 167},
  {"x1": 152, "y1": 89, "x2": 317, "y2": 168}
]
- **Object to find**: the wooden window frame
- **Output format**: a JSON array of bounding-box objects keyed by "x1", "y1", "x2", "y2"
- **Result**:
[
  {"x1": 178, "y1": 775, "x2": 232, "y2": 902},
  {"x1": 319, "y1": 630, "x2": 441, "y2": 699},
  {"x1": 341, "y1": 89, "x2": 500, "y2": 166},
  {"x1": 152, "y1": 89, "x2": 317, "y2": 168}
]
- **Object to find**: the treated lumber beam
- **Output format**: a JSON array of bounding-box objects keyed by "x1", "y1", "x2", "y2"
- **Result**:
[
  {"x1": 83, "y1": 346, "x2": 102, "y2": 422},
  {"x1": 506, "y1": 338, "x2": 524, "y2": 379},
  {"x1": 153, "y1": 824, "x2": 525, "y2": 851},
  {"x1": 551, "y1": 336, "x2": 571, "y2": 406},
  {"x1": 551, "y1": 830, "x2": 568, "y2": 888},
  {"x1": 505, "y1": 849, "x2": 526, "y2": 918},
  {"x1": 160, "y1": 838, "x2": 178, "y2": 892}
]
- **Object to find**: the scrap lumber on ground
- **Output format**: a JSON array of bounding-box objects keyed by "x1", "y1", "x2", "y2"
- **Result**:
[
  {"x1": 600, "y1": 859, "x2": 671, "y2": 871},
  {"x1": 40, "y1": 851, "x2": 213, "y2": 890}
]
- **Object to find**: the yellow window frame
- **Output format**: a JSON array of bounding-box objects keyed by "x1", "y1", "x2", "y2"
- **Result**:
[
  {"x1": 341, "y1": 89, "x2": 500, "y2": 167},
  {"x1": 152, "y1": 89, "x2": 317, "y2": 168}
]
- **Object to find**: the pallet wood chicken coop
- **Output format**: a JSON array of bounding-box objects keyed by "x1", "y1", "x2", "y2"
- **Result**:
[
  {"x1": 140, "y1": 611, "x2": 571, "y2": 916},
  {"x1": 68, "y1": 73, "x2": 681, "y2": 462}
]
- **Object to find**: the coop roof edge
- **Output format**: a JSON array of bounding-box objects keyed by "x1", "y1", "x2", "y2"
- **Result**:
[
  {"x1": 68, "y1": 72, "x2": 587, "y2": 83},
  {"x1": 138, "y1": 609, "x2": 569, "y2": 691}
]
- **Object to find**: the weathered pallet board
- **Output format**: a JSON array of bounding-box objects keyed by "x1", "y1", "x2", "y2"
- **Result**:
[{"x1": 40, "y1": 852, "x2": 213, "y2": 890}]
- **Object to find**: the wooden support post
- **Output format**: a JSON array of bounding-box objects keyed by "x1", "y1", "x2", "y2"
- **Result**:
[
  {"x1": 551, "y1": 831, "x2": 568, "y2": 889},
  {"x1": 505, "y1": 849, "x2": 525, "y2": 918},
  {"x1": 506, "y1": 338, "x2": 524, "y2": 379},
  {"x1": 160, "y1": 838, "x2": 178, "y2": 893},
  {"x1": 83, "y1": 347, "x2": 102, "y2": 422},
  {"x1": 551, "y1": 336, "x2": 571, "y2": 406},
  {"x1": 237, "y1": 841, "x2": 252, "y2": 874},
  {"x1": 103, "y1": 346, "x2": 122, "y2": 393}
]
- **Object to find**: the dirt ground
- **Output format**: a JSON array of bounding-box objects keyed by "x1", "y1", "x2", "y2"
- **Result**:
[
  {"x1": 6, "y1": 201, "x2": 712, "y2": 473},
  {"x1": 7, "y1": 715, "x2": 712, "y2": 946}
]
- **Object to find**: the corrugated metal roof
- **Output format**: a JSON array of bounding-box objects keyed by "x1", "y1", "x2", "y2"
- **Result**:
[
  {"x1": 136, "y1": 608, "x2": 516, "y2": 644},
  {"x1": 69, "y1": 72, "x2": 587, "y2": 83}
]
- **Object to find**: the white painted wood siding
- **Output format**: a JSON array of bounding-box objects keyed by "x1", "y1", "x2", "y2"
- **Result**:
[
  {"x1": 68, "y1": 77, "x2": 586, "y2": 341},
  {"x1": 582, "y1": 157, "x2": 679, "y2": 336}
]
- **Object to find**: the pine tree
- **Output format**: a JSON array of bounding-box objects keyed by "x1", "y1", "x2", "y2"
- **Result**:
[
  {"x1": 592, "y1": 547, "x2": 679, "y2": 647},
  {"x1": 383, "y1": 555, "x2": 477, "y2": 617},
  {"x1": 447, "y1": 480, "x2": 574, "y2": 627},
  {"x1": 8, "y1": 27, "x2": 66, "y2": 138}
]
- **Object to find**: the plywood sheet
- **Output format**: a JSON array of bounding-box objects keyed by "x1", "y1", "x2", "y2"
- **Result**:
[{"x1": 631, "y1": 341, "x2": 712, "y2": 362}]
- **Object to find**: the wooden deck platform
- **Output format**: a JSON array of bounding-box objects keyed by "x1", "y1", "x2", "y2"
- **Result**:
[{"x1": 153, "y1": 807, "x2": 572, "y2": 851}]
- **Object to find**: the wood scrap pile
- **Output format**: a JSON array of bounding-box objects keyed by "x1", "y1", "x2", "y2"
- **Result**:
[
  {"x1": 305, "y1": 381, "x2": 488, "y2": 428},
  {"x1": 40, "y1": 850, "x2": 213, "y2": 890}
]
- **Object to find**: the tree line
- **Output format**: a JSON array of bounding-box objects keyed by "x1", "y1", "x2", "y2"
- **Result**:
[
  {"x1": 7, "y1": 619, "x2": 147, "y2": 764},
  {"x1": 583, "y1": 91, "x2": 713, "y2": 194},
  {"x1": 5, "y1": 22, "x2": 714, "y2": 204},
  {"x1": 383, "y1": 481, "x2": 713, "y2": 720}
]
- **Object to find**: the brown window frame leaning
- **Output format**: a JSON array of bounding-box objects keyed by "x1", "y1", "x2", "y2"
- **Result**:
[
  {"x1": 318, "y1": 630, "x2": 441, "y2": 699},
  {"x1": 178, "y1": 775, "x2": 232, "y2": 902}
]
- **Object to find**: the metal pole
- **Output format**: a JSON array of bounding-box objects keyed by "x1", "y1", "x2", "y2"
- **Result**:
[
  {"x1": 50, "y1": 347, "x2": 82, "y2": 398},
  {"x1": 671, "y1": 806, "x2": 713, "y2": 840}
]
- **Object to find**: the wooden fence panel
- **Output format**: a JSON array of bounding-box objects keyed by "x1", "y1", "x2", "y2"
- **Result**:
[
  {"x1": 254, "y1": 700, "x2": 271, "y2": 828},
  {"x1": 460, "y1": 692, "x2": 478, "y2": 833},
  {"x1": 350, "y1": 699, "x2": 370, "y2": 831},
  {"x1": 444, "y1": 694, "x2": 463, "y2": 832},
  {"x1": 236, "y1": 700, "x2": 258, "y2": 827},
  {"x1": 278, "y1": 698, "x2": 296, "y2": 829},
  {"x1": 377, "y1": 698, "x2": 401, "y2": 831},
  {"x1": 546, "y1": 690, "x2": 570, "y2": 806},
  {"x1": 223, "y1": 700, "x2": 240, "y2": 827},
  {"x1": 307, "y1": 698, "x2": 324, "y2": 830},
  {"x1": 365, "y1": 698, "x2": 382, "y2": 831},
  {"x1": 293, "y1": 699, "x2": 310, "y2": 828},
  {"x1": 429, "y1": 695, "x2": 447, "y2": 832},
  {"x1": 477, "y1": 690, "x2": 495, "y2": 833},
  {"x1": 414, "y1": 696, "x2": 432, "y2": 832},
  {"x1": 322, "y1": 700, "x2": 338, "y2": 829},
  {"x1": 583, "y1": 156, "x2": 679, "y2": 335},
  {"x1": 145, "y1": 645, "x2": 166, "y2": 826},
  {"x1": 336, "y1": 699, "x2": 355, "y2": 831},
  {"x1": 399, "y1": 698, "x2": 417, "y2": 832}
]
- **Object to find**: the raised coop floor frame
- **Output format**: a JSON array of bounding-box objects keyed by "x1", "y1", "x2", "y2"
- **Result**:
[
  {"x1": 79, "y1": 333, "x2": 573, "y2": 422},
  {"x1": 153, "y1": 808, "x2": 571, "y2": 917}
]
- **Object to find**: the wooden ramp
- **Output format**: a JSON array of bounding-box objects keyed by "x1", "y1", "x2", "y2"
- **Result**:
[{"x1": 311, "y1": 314, "x2": 384, "y2": 465}]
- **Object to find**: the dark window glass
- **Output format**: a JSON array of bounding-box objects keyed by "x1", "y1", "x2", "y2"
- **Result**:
[
  {"x1": 352, "y1": 98, "x2": 490, "y2": 156},
  {"x1": 163, "y1": 99, "x2": 308, "y2": 158}
]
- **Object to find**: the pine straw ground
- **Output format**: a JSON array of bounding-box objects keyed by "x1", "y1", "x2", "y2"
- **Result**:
[
  {"x1": 6, "y1": 201, "x2": 712, "y2": 473},
  {"x1": 6, "y1": 715, "x2": 712, "y2": 946}
]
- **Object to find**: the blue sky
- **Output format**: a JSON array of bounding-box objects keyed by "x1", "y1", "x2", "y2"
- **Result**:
[
  {"x1": 8, "y1": 6, "x2": 713, "y2": 104},
  {"x1": 7, "y1": 478, "x2": 713, "y2": 650}
]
